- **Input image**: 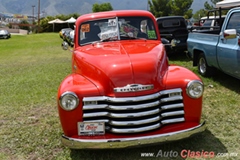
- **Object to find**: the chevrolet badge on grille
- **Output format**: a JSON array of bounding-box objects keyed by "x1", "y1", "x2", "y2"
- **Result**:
[{"x1": 114, "y1": 84, "x2": 154, "y2": 92}]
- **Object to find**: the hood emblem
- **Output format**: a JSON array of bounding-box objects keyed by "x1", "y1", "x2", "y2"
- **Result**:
[{"x1": 114, "y1": 84, "x2": 154, "y2": 93}]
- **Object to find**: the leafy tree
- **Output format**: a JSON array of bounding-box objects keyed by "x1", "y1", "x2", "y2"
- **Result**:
[
  {"x1": 204, "y1": 0, "x2": 228, "y2": 16},
  {"x1": 192, "y1": 9, "x2": 208, "y2": 21},
  {"x1": 148, "y1": 0, "x2": 193, "y2": 18},
  {"x1": 19, "y1": 20, "x2": 30, "y2": 31},
  {"x1": 204, "y1": 0, "x2": 221, "y2": 10},
  {"x1": 192, "y1": 0, "x2": 226, "y2": 22},
  {"x1": 92, "y1": 3, "x2": 113, "y2": 12},
  {"x1": 55, "y1": 13, "x2": 80, "y2": 21},
  {"x1": 148, "y1": 0, "x2": 171, "y2": 17},
  {"x1": 40, "y1": 16, "x2": 54, "y2": 32},
  {"x1": 168, "y1": 0, "x2": 193, "y2": 19}
]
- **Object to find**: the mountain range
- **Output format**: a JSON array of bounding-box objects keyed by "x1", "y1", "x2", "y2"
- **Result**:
[{"x1": 0, "y1": 0, "x2": 212, "y2": 16}]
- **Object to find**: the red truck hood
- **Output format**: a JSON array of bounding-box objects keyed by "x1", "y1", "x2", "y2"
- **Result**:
[{"x1": 74, "y1": 41, "x2": 167, "y2": 96}]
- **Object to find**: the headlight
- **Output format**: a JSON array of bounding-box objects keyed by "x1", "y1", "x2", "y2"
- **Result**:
[
  {"x1": 186, "y1": 80, "x2": 204, "y2": 99},
  {"x1": 59, "y1": 92, "x2": 79, "y2": 111}
]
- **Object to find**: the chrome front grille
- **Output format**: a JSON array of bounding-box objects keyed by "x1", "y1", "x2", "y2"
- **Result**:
[{"x1": 82, "y1": 88, "x2": 184, "y2": 134}]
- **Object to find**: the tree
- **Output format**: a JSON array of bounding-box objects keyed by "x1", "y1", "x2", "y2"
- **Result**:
[
  {"x1": 19, "y1": 20, "x2": 30, "y2": 31},
  {"x1": 168, "y1": 0, "x2": 193, "y2": 19},
  {"x1": 92, "y1": 3, "x2": 113, "y2": 12},
  {"x1": 192, "y1": 9, "x2": 207, "y2": 21},
  {"x1": 204, "y1": 0, "x2": 221, "y2": 10},
  {"x1": 192, "y1": 0, "x2": 224, "y2": 22},
  {"x1": 148, "y1": 0, "x2": 193, "y2": 18},
  {"x1": 148, "y1": 0, "x2": 171, "y2": 17}
]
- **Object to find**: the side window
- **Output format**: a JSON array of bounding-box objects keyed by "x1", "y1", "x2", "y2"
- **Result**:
[
  {"x1": 146, "y1": 20, "x2": 157, "y2": 39},
  {"x1": 162, "y1": 19, "x2": 180, "y2": 27},
  {"x1": 226, "y1": 12, "x2": 240, "y2": 34}
]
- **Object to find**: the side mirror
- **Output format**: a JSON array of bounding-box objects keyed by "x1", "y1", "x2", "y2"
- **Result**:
[
  {"x1": 161, "y1": 38, "x2": 170, "y2": 45},
  {"x1": 61, "y1": 41, "x2": 69, "y2": 50},
  {"x1": 223, "y1": 29, "x2": 237, "y2": 39}
]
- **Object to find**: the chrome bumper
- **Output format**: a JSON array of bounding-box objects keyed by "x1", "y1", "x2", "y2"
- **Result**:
[{"x1": 61, "y1": 121, "x2": 206, "y2": 149}]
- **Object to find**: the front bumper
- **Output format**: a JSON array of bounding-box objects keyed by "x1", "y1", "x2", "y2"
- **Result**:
[{"x1": 61, "y1": 121, "x2": 206, "y2": 149}]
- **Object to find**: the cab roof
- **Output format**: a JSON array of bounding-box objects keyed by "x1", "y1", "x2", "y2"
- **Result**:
[{"x1": 76, "y1": 10, "x2": 156, "y2": 24}]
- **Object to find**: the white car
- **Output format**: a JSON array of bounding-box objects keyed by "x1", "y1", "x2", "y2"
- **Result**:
[{"x1": 0, "y1": 29, "x2": 11, "y2": 39}]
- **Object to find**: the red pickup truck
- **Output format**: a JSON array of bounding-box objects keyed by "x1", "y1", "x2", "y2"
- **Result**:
[{"x1": 58, "y1": 10, "x2": 206, "y2": 149}]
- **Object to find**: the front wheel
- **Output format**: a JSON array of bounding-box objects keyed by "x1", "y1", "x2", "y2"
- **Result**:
[{"x1": 198, "y1": 53, "x2": 213, "y2": 77}]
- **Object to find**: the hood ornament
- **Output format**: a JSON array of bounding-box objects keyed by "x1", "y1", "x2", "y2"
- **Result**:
[{"x1": 114, "y1": 84, "x2": 154, "y2": 93}]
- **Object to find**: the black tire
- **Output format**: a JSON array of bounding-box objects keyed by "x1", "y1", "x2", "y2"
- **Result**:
[{"x1": 197, "y1": 53, "x2": 214, "y2": 77}]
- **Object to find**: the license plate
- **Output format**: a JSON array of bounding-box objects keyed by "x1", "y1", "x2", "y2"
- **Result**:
[{"x1": 78, "y1": 122, "x2": 105, "y2": 135}]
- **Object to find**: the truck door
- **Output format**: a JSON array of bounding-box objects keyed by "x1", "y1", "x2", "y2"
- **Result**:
[{"x1": 217, "y1": 11, "x2": 240, "y2": 79}]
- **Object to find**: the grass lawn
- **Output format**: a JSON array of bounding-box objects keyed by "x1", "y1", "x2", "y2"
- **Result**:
[{"x1": 0, "y1": 33, "x2": 239, "y2": 160}]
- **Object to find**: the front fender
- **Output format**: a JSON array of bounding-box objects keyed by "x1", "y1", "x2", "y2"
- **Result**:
[
  {"x1": 164, "y1": 65, "x2": 203, "y2": 123},
  {"x1": 57, "y1": 73, "x2": 100, "y2": 136}
]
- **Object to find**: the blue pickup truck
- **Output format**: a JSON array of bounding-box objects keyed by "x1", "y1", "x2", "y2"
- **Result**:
[{"x1": 187, "y1": 7, "x2": 240, "y2": 79}]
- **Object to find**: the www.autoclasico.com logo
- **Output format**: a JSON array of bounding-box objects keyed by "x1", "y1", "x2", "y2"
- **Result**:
[{"x1": 140, "y1": 150, "x2": 238, "y2": 158}]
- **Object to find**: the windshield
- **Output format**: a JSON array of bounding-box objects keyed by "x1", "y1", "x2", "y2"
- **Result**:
[{"x1": 79, "y1": 16, "x2": 157, "y2": 45}]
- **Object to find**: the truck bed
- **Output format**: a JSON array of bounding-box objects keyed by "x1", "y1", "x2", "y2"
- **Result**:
[{"x1": 187, "y1": 31, "x2": 220, "y2": 67}]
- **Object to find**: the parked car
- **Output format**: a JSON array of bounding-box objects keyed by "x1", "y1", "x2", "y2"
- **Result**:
[
  {"x1": 156, "y1": 16, "x2": 188, "y2": 54},
  {"x1": 0, "y1": 29, "x2": 11, "y2": 39},
  {"x1": 59, "y1": 28, "x2": 74, "y2": 47},
  {"x1": 64, "y1": 30, "x2": 74, "y2": 47},
  {"x1": 59, "y1": 28, "x2": 72, "y2": 39},
  {"x1": 58, "y1": 10, "x2": 206, "y2": 149}
]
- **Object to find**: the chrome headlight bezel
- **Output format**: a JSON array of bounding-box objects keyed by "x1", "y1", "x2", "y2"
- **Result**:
[
  {"x1": 59, "y1": 91, "x2": 79, "y2": 111},
  {"x1": 186, "y1": 80, "x2": 204, "y2": 99}
]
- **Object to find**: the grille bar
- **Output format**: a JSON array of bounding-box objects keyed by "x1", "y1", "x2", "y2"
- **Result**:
[
  {"x1": 83, "y1": 108, "x2": 160, "y2": 118},
  {"x1": 83, "y1": 93, "x2": 160, "y2": 103},
  {"x1": 83, "y1": 101, "x2": 160, "y2": 110},
  {"x1": 109, "y1": 116, "x2": 161, "y2": 126},
  {"x1": 161, "y1": 111, "x2": 184, "y2": 117},
  {"x1": 161, "y1": 103, "x2": 184, "y2": 110},
  {"x1": 160, "y1": 96, "x2": 183, "y2": 103},
  {"x1": 161, "y1": 118, "x2": 185, "y2": 124}
]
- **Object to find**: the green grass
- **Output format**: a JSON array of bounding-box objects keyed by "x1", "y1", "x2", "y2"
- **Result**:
[{"x1": 0, "y1": 34, "x2": 240, "y2": 160}]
